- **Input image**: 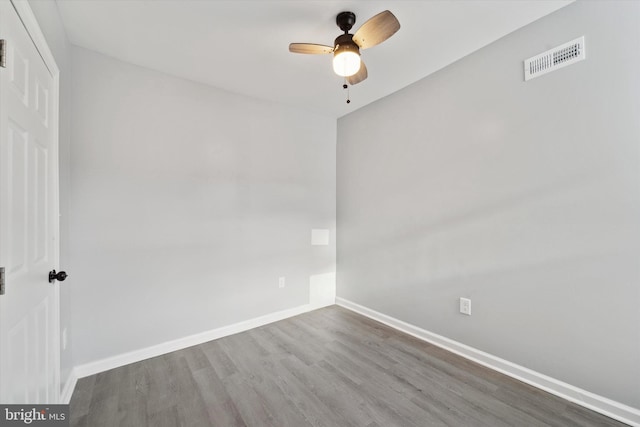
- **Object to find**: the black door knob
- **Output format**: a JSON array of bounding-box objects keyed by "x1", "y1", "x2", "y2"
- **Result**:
[{"x1": 49, "y1": 270, "x2": 68, "y2": 283}]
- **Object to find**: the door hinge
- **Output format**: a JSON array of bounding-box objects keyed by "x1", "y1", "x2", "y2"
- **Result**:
[
  {"x1": 0, "y1": 267, "x2": 5, "y2": 295},
  {"x1": 0, "y1": 40, "x2": 6, "y2": 68}
]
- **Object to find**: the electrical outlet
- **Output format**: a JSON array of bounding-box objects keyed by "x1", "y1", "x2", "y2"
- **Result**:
[
  {"x1": 459, "y1": 298, "x2": 471, "y2": 316},
  {"x1": 279, "y1": 277, "x2": 286, "y2": 288},
  {"x1": 62, "y1": 328, "x2": 68, "y2": 350}
]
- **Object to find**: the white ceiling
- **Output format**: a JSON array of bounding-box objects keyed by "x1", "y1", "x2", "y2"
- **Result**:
[{"x1": 55, "y1": 0, "x2": 573, "y2": 118}]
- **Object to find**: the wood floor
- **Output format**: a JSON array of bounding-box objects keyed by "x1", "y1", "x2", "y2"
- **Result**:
[{"x1": 70, "y1": 306, "x2": 626, "y2": 427}]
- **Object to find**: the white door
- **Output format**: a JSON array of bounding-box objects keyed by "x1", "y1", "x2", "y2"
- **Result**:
[{"x1": 0, "y1": 0, "x2": 60, "y2": 404}]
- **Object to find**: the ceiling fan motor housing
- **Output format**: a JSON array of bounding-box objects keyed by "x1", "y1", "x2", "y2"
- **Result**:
[
  {"x1": 334, "y1": 33, "x2": 360, "y2": 55},
  {"x1": 336, "y1": 11, "x2": 356, "y2": 33}
]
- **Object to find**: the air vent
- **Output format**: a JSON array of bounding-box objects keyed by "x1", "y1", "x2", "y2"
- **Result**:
[{"x1": 524, "y1": 36, "x2": 585, "y2": 81}]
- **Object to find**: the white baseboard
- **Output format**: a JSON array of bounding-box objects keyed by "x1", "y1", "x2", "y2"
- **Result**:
[
  {"x1": 60, "y1": 370, "x2": 78, "y2": 404},
  {"x1": 336, "y1": 297, "x2": 640, "y2": 427},
  {"x1": 72, "y1": 304, "x2": 313, "y2": 381},
  {"x1": 308, "y1": 300, "x2": 335, "y2": 311}
]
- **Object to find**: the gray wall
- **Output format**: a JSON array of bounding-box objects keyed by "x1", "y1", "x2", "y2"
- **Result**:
[
  {"x1": 337, "y1": 1, "x2": 639, "y2": 409},
  {"x1": 69, "y1": 47, "x2": 336, "y2": 365},
  {"x1": 28, "y1": 0, "x2": 74, "y2": 393}
]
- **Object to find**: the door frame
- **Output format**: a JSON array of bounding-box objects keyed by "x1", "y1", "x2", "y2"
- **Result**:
[{"x1": 2, "y1": 0, "x2": 62, "y2": 402}]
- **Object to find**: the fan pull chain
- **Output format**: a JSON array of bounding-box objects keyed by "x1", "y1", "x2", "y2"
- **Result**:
[{"x1": 343, "y1": 82, "x2": 351, "y2": 104}]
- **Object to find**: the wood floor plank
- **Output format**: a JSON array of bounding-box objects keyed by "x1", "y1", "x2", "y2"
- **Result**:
[
  {"x1": 69, "y1": 306, "x2": 628, "y2": 427},
  {"x1": 269, "y1": 356, "x2": 351, "y2": 427},
  {"x1": 68, "y1": 375, "x2": 95, "y2": 423},
  {"x1": 222, "y1": 373, "x2": 280, "y2": 426},
  {"x1": 279, "y1": 355, "x2": 373, "y2": 427},
  {"x1": 147, "y1": 405, "x2": 180, "y2": 427},
  {"x1": 192, "y1": 367, "x2": 246, "y2": 427},
  {"x1": 84, "y1": 395, "x2": 120, "y2": 427},
  {"x1": 115, "y1": 363, "x2": 148, "y2": 427},
  {"x1": 198, "y1": 339, "x2": 238, "y2": 379},
  {"x1": 164, "y1": 354, "x2": 213, "y2": 427},
  {"x1": 317, "y1": 356, "x2": 445, "y2": 427},
  {"x1": 174, "y1": 344, "x2": 211, "y2": 373},
  {"x1": 141, "y1": 355, "x2": 178, "y2": 417}
]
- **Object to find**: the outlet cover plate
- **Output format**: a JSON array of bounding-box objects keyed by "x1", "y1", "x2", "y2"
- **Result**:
[{"x1": 459, "y1": 297, "x2": 471, "y2": 315}]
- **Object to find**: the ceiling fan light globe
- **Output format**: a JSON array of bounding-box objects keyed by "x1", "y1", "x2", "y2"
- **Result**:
[{"x1": 333, "y1": 50, "x2": 361, "y2": 77}]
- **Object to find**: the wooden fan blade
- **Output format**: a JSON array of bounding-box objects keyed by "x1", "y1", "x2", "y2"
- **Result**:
[
  {"x1": 352, "y1": 10, "x2": 400, "y2": 50},
  {"x1": 346, "y1": 61, "x2": 368, "y2": 85},
  {"x1": 289, "y1": 43, "x2": 334, "y2": 54}
]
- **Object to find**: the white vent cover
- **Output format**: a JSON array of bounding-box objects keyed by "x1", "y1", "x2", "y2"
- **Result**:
[{"x1": 524, "y1": 36, "x2": 585, "y2": 81}]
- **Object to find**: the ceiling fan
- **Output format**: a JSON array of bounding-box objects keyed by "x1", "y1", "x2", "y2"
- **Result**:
[{"x1": 289, "y1": 10, "x2": 400, "y2": 86}]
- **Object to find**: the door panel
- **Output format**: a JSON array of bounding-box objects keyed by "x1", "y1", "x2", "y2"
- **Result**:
[
  {"x1": 35, "y1": 80, "x2": 48, "y2": 126},
  {"x1": 8, "y1": 120, "x2": 27, "y2": 274},
  {"x1": 35, "y1": 298, "x2": 50, "y2": 403},
  {"x1": 0, "y1": 0, "x2": 60, "y2": 404},
  {"x1": 35, "y1": 141, "x2": 49, "y2": 263},
  {"x1": 9, "y1": 42, "x2": 28, "y2": 105},
  {"x1": 7, "y1": 319, "x2": 28, "y2": 403}
]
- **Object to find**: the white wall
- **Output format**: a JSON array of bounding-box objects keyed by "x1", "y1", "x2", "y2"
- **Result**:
[
  {"x1": 28, "y1": 0, "x2": 74, "y2": 393},
  {"x1": 337, "y1": 1, "x2": 640, "y2": 410},
  {"x1": 69, "y1": 47, "x2": 336, "y2": 365}
]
